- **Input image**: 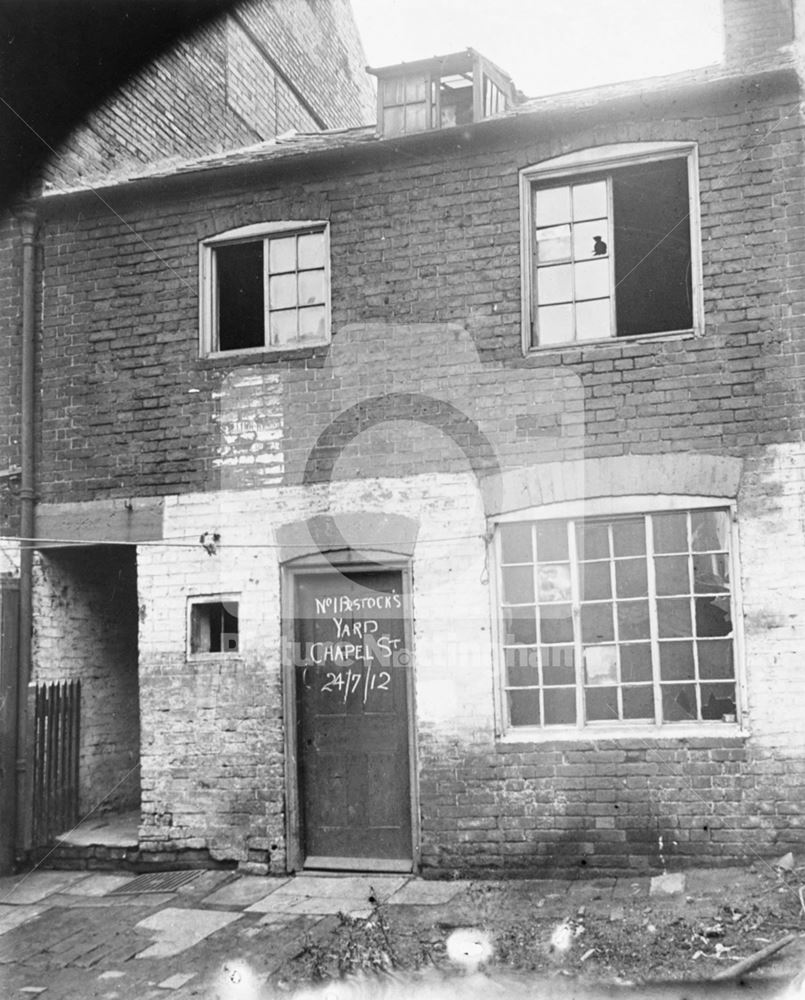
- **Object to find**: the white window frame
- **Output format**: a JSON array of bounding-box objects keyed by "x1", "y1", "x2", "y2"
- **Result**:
[
  {"x1": 199, "y1": 221, "x2": 331, "y2": 357},
  {"x1": 491, "y1": 495, "x2": 746, "y2": 742},
  {"x1": 519, "y1": 142, "x2": 704, "y2": 353},
  {"x1": 187, "y1": 594, "x2": 241, "y2": 658}
]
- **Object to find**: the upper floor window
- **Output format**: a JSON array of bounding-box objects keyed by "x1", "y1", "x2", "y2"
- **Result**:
[
  {"x1": 520, "y1": 143, "x2": 702, "y2": 350},
  {"x1": 496, "y1": 501, "x2": 738, "y2": 736},
  {"x1": 199, "y1": 222, "x2": 331, "y2": 356}
]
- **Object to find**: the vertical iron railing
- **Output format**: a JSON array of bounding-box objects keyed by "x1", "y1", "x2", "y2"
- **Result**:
[{"x1": 32, "y1": 680, "x2": 80, "y2": 847}]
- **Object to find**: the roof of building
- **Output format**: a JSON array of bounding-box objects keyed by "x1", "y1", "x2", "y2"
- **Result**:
[{"x1": 40, "y1": 50, "x2": 796, "y2": 203}]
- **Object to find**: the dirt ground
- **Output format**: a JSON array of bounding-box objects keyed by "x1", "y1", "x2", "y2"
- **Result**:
[{"x1": 270, "y1": 863, "x2": 805, "y2": 996}]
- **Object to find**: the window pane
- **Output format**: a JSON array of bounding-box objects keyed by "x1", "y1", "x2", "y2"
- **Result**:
[
  {"x1": 269, "y1": 273, "x2": 297, "y2": 309},
  {"x1": 695, "y1": 595, "x2": 731, "y2": 636},
  {"x1": 581, "y1": 603, "x2": 614, "y2": 643},
  {"x1": 612, "y1": 519, "x2": 645, "y2": 557},
  {"x1": 536, "y1": 564, "x2": 571, "y2": 603},
  {"x1": 384, "y1": 105, "x2": 404, "y2": 135},
  {"x1": 662, "y1": 684, "x2": 697, "y2": 722},
  {"x1": 655, "y1": 555, "x2": 690, "y2": 596},
  {"x1": 653, "y1": 512, "x2": 688, "y2": 553},
  {"x1": 659, "y1": 640, "x2": 695, "y2": 680},
  {"x1": 500, "y1": 523, "x2": 532, "y2": 563},
  {"x1": 540, "y1": 605, "x2": 574, "y2": 643},
  {"x1": 620, "y1": 643, "x2": 652, "y2": 682},
  {"x1": 536, "y1": 520, "x2": 568, "y2": 561},
  {"x1": 622, "y1": 686, "x2": 654, "y2": 720},
  {"x1": 576, "y1": 298, "x2": 611, "y2": 341},
  {"x1": 698, "y1": 639, "x2": 734, "y2": 679},
  {"x1": 536, "y1": 224, "x2": 571, "y2": 262},
  {"x1": 298, "y1": 269, "x2": 325, "y2": 305},
  {"x1": 536, "y1": 304, "x2": 573, "y2": 345},
  {"x1": 509, "y1": 690, "x2": 541, "y2": 726},
  {"x1": 505, "y1": 648, "x2": 540, "y2": 686},
  {"x1": 298, "y1": 306, "x2": 326, "y2": 342},
  {"x1": 404, "y1": 103, "x2": 427, "y2": 132},
  {"x1": 537, "y1": 264, "x2": 572, "y2": 304},
  {"x1": 577, "y1": 521, "x2": 609, "y2": 560},
  {"x1": 657, "y1": 597, "x2": 692, "y2": 638},
  {"x1": 542, "y1": 645, "x2": 575, "y2": 685},
  {"x1": 691, "y1": 510, "x2": 729, "y2": 551},
  {"x1": 268, "y1": 236, "x2": 296, "y2": 273},
  {"x1": 215, "y1": 242, "x2": 265, "y2": 351},
  {"x1": 297, "y1": 231, "x2": 324, "y2": 269},
  {"x1": 544, "y1": 688, "x2": 576, "y2": 725},
  {"x1": 615, "y1": 558, "x2": 647, "y2": 598},
  {"x1": 404, "y1": 75, "x2": 426, "y2": 101},
  {"x1": 269, "y1": 309, "x2": 298, "y2": 345},
  {"x1": 584, "y1": 645, "x2": 618, "y2": 685},
  {"x1": 585, "y1": 686, "x2": 618, "y2": 722},
  {"x1": 536, "y1": 186, "x2": 571, "y2": 226},
  {"x1": 700, "y1": 683, "x2": 737, "y2": 721},
  {"x1": 502, "y1": 607, "x2": 537, "y2": 645},
  {"x1": 502, "y1": 565, "x2": 534, "y2": 604},
  {"x1": 382, "y1": 78, "x2": 404, "y2": 103},
  {"x1": 575, "y1": 259, "x2": 610, "y2": 300},
  {"x1": 617, "y1": 600, "x2": 650, "y2": 641},
  {"x1": 693, "y1": 553, "x2": 729, "y2": 593},
  {"x1": 573, "y1": 220, "x2": 609, "y2": 261},
  {"x1": 581, "y1": 562, "x2": 611, "y2": 601},
  {"x1": 572, "y1": 180, "x2": 607, "y2": 221}
]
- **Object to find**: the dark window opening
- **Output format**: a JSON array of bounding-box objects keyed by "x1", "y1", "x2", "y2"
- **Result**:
[
  {"x1": 191, "y1": 600, "x2": 239, "y2": 654},
  {"x1": 612, "y1": 158, "x2": 692, "y2": 337},
  {"x1": 216, "y1": 241, "x2": 264, "y2": 351}
]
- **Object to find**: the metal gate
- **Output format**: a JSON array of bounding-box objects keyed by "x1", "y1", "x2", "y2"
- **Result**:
[{"x1": 32, "y1": 680, "x2": 80, "y2": 847}]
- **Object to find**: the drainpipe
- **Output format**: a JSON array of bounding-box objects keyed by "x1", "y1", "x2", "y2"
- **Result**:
[{"x1": 15, "y1": 207, "x2": 38, "y2": 858}]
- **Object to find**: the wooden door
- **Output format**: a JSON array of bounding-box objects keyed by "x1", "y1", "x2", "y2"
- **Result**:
[{"x1": 294, "y1": 569, "x2": 413, "y2": 869}]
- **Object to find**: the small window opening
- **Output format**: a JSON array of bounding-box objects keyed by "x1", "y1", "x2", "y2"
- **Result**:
[{"x1": 190, "y1": 600, "x2": 239, "y2": 654}]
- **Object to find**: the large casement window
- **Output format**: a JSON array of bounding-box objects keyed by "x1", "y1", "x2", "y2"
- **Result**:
[
  {"x1": 520, "y1": 143, "x2": 702, "y2": 350},
  {"x1": 496, "y1": 502, "x2": 739, "y2": 735},
  {"x1": 200, "y1": 222, "x2": 331, "y2": 356}
]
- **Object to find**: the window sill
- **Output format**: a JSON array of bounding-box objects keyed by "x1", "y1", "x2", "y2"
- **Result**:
[
  {"x1": 497, "y1": 722, "x2": 746, "y2": 745},
  {"x1": 523, "y1": 327, "x2": 698, "y2": 356},
  {"x1": 198, "y1": 342, "x2": 329, "y2": 365},
  {"x1": 187, "y1": 653, "x2": 242, "y2": 663}
]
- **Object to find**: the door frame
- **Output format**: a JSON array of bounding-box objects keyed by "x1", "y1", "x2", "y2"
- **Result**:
[{"x1": 281, "y1": 553, "x2": 420, "y2": 873}]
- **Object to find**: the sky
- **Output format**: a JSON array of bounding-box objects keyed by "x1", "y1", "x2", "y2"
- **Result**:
[{"x1": 350, "y1": 0, "x2": 724, "y2": 98}]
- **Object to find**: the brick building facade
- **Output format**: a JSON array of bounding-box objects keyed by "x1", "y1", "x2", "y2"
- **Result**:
[{"x1": 3, "y1": 0, "x2": 805, "y2": 876}]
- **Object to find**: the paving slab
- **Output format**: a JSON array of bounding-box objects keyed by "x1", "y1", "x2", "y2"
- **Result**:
[
  {"x1": 0, "y1": 870, "x2": 91, "y2": 905},
  {"x1": 0, "y1": 903, "x2": 47, "y2": 935},
  {"x1": 60, "y1": 873, "x2": 135, "y2": 896},
  {"x1": 386, "y1": 879, "x2": 467, "y2": 905},
  {"x1": 276, "y1": 874, "x2": 408, "y2": 899},
  {"x1": 135, "y1": 906, "x2": 242, "y2": 959},
  {"x1": 202, "y1": 875, "x2": 291, "y2": 908},
  {"x1": 158, "y1": 971, "x2": 197, "y2": 990},
  {"x1": 650, "y1": 872, "x2": 686, "y2": 896}
]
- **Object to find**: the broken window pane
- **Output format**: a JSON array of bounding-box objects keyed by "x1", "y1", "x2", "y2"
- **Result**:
[
  {"x1": 695, "y1": 594, "x2": 731, "y2": 636},
  {"x1": 662, "y1": 684, "x2": 697, "y2": 722},
  {"x1": 700, "y1": 683, "x2": 736, "y2": 721},
  {"x1": 693, "y1": 553, "x2": 729, "y2": 593}
]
